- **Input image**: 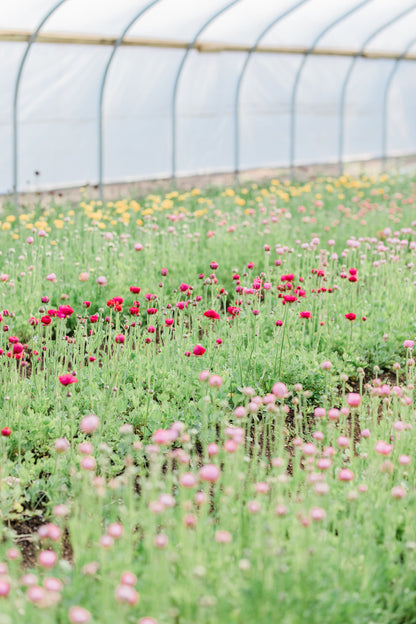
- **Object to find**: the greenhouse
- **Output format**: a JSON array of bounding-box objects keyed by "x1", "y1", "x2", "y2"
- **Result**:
[
  {"x1": 2, "y1": 0, "x2": 416, "y2": 199},
  {"x1": 1, "y1": 3, "x2": 416, "y2": 624}
]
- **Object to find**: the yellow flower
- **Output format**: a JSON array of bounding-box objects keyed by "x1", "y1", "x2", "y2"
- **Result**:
[
  {"x1": 2, "y1": 223, "x2": 11, "y2": 231},
  {"x1": 6, "y1": 215, "x2": 15, "y2": 223},
  {"x1": 136, "y1": 219, "x2": 143, "y2": 226},
  {"x1": 54, "y1": 220, "x2": 64, "y2": 229}
]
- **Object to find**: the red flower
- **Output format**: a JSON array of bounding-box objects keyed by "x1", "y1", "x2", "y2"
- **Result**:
[
  {"x1": 193, "y1": 344, "x2": 206, "y2": 356},
  {"x1": 41, "y1": 315, "x2": 52, "y2": 326},
  {"x1": 29, "y1": 317, "x2": 39, "y2": 326},
  {"x1": 1, "y1": 427, "x2": 11, "y2": 437},
  {"x1": 58, "y1": 305, "x2": 74, "y2": 318},
  {"x1": 58, "y1": 374, "x2": 78, "y2": 386},
  {"x1": 130, "y1": 286, "x2": 141, "y2": 294},
  {"x1": 345, "y1": 313, "x2": 356, "y2": 321},
  {"x1": 89, "y1": 314, "x2": 99, "y2": 323},
  {"x1": 115, "y1": 334, "x2": 125, "y2": 344},
  {"x1": 281, "y1": 274, "x2": 295, "y2": 282},
  {"x1": 283, "y1": 295, "x2": 297, "y2": 304},
  {"x1": 349, "y1": 268, "x2": 357, "y2": 276},
  {"x1": 129, "y1": 306, "x2": 140, "y2": 316},
  {"x1": 227, "y1": 306, "x2": 240, "y2": 317},
  {"x1": 165, "y1": 319, "x2": 174, "y2": 326},
  {"x1": 276, "y1": 320, "x2": 283, "y2": 326},
  {"x1": 210, "y1": 261, "x2": 219, "y2": 270},
  {"x1": 204, "y1": 309, "x2": 220, "y2": 320},
  {"x1": 300, "y1": 311, "x2": 311, "y2": 319},
  {"x1": 147, "y1": 308, "x2": 158, "y2": 315},
  {"x1": 83, "y1": 301, "x2": 91, "y2": 308}
]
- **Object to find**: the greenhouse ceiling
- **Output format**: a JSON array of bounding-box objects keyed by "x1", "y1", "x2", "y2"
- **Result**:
[{"x1": 2, "y1": 0, "x2": 416, "y2": 198}]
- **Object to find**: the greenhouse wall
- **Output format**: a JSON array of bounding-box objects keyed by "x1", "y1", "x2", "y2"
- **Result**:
[{"x1": 1, "y1": 0, "x2": 416, "y2": 197}]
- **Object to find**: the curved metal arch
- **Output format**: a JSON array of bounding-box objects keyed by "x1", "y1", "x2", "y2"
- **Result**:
[
  {"x1": 338, "y1": 3, "x2": 416, "y2": 175},
  {"x1": 171, "y1": 0, "x2": 240, "y2": 179},
  {"x1": 381, "y1": 35, "x2": 416, "y2": 167},
  {"x1": 98, "y1": 0, "x2": 163, "y2": 200},
  {"x1": 233, "y1": 0, "x2": 310, "y2": 177},
  {"x1": 289, "y1": 0, "x2": 374, "y2": 178},
  {"x1": 12, "y1": 0, "x2": 68, "y2": 204}
]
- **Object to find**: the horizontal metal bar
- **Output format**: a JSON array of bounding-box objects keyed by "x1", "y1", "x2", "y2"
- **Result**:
[{"x1": 2, "y1": 30, "x2": 416, "y2": 60}]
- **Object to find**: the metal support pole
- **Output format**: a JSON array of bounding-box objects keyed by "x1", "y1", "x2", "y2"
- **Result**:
[
  {"x1": 381, "y1": 36, "x2": 416, "y2": 168},
  {"x1": 171, "y1": 0, "x2": 240, "y2": 180},
  {"x1": 12, "y1": 0, "x2": 68, "y2": 205},
  {"x1": 98, "y1": 0, "x2": 163, "y2": 201},
  {"x1": 338, "y1": 3, "x2": 416, "y2": 175},
  {"x1": 233, "y1": 0, "x2": 310, "y2": 179},
  {"x1": 289, "y1": 0, "x2": 373, "y2": 179}
]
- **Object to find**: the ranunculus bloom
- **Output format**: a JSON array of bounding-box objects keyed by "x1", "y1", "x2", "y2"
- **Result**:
[
  {"x1": 347, "y1": 393, "x2": 361, "y2": 407},
  {"x1": 89, "y1": 314, "x2": 98, "y2": 323},
  {"x1": 345, "y1": 313, "x2": 356, "y2": 321},
  {"x1": 130, "y1": 286, "x2": 141, "y2": 294},
  {"x1": 115, "y1": 334, "x2": 125, "y2": 344},
  {"x1": 1, "y1": 427, "x2": 11, "y2": 437},
  {"x1": 58, "y1": 374, "x2": 78, "y2": 386},
  {"x1": 204, "y1": 309, "x2": 220, "y2": 320},
  {"x1": 300, "y1": 311, "x2": 311, "y2": 319},
  {"x1": 147, "y1": 308, "x2": 158, "y2": 315},
  {"x1": 199, "y1": 464, "x2": 221, "y2": 483},
  {"x1": 41, "y1": 315, "x2": 52, "y2": 326},
  {"x1": 58, "y1": 305, "x2": 74, "y2": 318},
  {"x1": 192, "y1": 344, "x2": 206, "y2": 356}
]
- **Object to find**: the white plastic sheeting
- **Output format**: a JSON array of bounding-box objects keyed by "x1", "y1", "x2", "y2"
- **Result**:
[{"x1": 1, "y1": 0, "x2": 416, "y2": 195}]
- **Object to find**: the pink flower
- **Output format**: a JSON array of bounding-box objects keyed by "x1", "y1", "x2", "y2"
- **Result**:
[
  {"x1": 115, "y1": 334, "x2": 125, "y2": 344},
  {"x1": 38, "y1": 550, "x2": 57, "y2": 569},
  {"x1": 152, "y1": 429, "x2": 177, "y2": 445},
  {"x1": 391, "y1": 486, "x2": 406, "y2": 499},
  {"x1": 96, "y1": 276, "x2": 107, "y2": 286},
  {"x1": 209, "y1": 375, "x2": 222, "y2": 387},
  {"x1": 310, "y1": 507, "x2": 326, "y2": 521},
  {"x1": 347, "y1": 393, "x2": 361, "y2": 407},
  {"x1": 80, "y1": 414, "x2": 100, "y2": 434},
  {"x1": 68, "y1": 606, "x2": 92, "y2": 624},
  {"x1": 398, "y1": 455, "x2": 411, "y2": 465},
  {"x1": 300, "y1": 311, "x2": 311, "y2": 319},
  {"x1": 46, "y1": 273, "x2": 57, "y2": 282},
  {"x1": 199, "y1": 464, "x2": 221, "y2": 483},
  {"x1": 403, "y1": 340, "x2": 414, "y2": 349},
  {"x1": 337, "y1": 436, "x2": 349, "y2": 448},
  {"x1": 375, "y1": 440, "x2": 393, "y2": 456},
  {"x1": 215, "y1": 530, "x2": 232, "y2": 543},
  {"x1": 0, "y1": 580, "x2": 10, "y2": 597},
  {"x1": 134, "y1": 243, "x2": 143, "y2": 251},
  {"x1": 272, "y1": 382, "x2": 288, "y2": 398},
  {"x1": 58, "y1": 374, "x2": 78, "y2": 386},
  {"x1": 361, "y1": 429, "x2": 370, "y2": 438},
  {"x1": 338, "y1": 468, "x2": 354, "y2": 481},
  {"x1": 321, "y1": 360, "x2": 332, "y2": 370},
  {"x1": 179, "y1": 473, "x2": 197, "y2": 488}
]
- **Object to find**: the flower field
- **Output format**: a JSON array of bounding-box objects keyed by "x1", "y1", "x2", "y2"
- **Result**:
[{"x1": 1, "y1": 173, "x2": 416, "y2": 623}]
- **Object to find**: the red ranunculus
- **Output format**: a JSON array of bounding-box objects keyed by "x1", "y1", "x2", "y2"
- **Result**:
[
  {"x1": 58, "y1": 374, "x2": 78, "y2": 386},
  {"x1": 204, "y1": 309, "x2": 220, "y2": 320},
  {"x1": 345, "y1": 313, "x2": 356, "y2": 321},
  {"x1": 193, "y1": 344, "x2": 206, "y2": 356}
]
